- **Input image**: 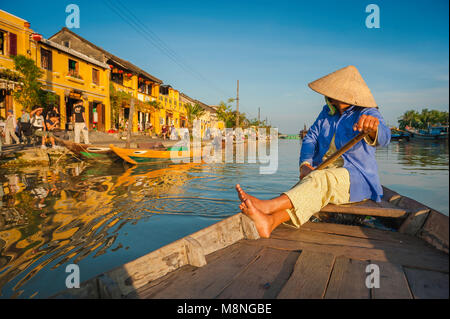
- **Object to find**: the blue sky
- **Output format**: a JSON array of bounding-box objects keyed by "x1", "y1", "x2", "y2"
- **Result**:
[{"x1": 2, "y1": 0, "x2": 448, "y2": 133}]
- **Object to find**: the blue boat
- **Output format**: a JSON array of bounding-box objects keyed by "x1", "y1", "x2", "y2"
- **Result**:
[{"x1": 406, "y1": 126, "x2": 449, "y2": 140}]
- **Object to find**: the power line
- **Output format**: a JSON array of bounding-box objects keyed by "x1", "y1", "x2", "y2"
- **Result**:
[{"x1": 102, "y1": 0, "x2": 232, "y2": 99}]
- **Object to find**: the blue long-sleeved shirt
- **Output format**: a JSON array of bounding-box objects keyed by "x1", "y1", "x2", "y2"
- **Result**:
[{"x1": 300, "y1": 105, "x2": 391, "y2": 202}]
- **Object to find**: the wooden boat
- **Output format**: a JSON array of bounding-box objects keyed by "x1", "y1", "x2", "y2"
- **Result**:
[
  {"x1": 110, "y1": 144, "x2": 198, "y2": 165},
  {"x1": 390, "y1": 128, "x2": 410, "y2": 141},
  {"x1": 55, "y1": 137, "x2": 119, "y2": 161},
  {"x1": 53, "y1": 186, "x2": 448, "y2": 299},
  {"x1": 406, "y1": 126, "x2": 448, "y2": 140}
]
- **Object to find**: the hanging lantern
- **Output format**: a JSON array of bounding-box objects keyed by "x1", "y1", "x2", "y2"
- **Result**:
[
  {"x1": 127, "y1": 73, "x2": 132, "y2": 77},
  {"x1": 109, "y1": 64, "x2": 114, "y2": 69},
  {"x1": 118, "y1": 70, "x2": 123, "y2": 74},
  {"x1": 145, "y1": 80, "x2": 151, "y2": 85},
  {"x1": 31, "y1": 33, "x2": 43, "y2": 42}
]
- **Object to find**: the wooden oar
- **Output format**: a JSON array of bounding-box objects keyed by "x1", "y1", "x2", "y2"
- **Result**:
[{"x1": 315, "y1": 131, "x2": 369, "y2": 170}]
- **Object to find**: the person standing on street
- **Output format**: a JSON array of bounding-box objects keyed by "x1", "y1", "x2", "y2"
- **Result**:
[
  {"x1": 5, "y1": 110, "x2": 20, "y2": 145},
  {"x1": 72, "y1": 101, "x2": 89, "y2": 144}
]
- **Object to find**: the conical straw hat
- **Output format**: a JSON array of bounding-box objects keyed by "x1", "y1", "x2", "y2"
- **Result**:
[{"x1": 308, "y1": 65, "x2": 377, "y2": 108}]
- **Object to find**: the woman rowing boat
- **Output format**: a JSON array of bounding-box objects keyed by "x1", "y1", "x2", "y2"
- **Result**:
[{"x1": 236, "y1": 65, "x2": 391, "y2": 238}]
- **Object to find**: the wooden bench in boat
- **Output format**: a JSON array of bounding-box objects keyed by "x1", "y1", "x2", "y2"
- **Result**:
[{"x1": 52, "y1": 186, "x2": 448, "y2": 299}]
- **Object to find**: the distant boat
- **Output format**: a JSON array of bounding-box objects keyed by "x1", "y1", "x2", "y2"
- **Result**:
[
  {"x1": 390, "y1": 128, "x2": 410, "y2": 141},
  {"x1": 299, "y1": 124, "x2": 308, "y2": 139},
  {"x1": 405, "y1": 126, "x2": 448, "y2": 140}
]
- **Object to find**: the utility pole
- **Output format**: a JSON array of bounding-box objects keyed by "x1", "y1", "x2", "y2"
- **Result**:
[
  {"x1": 258, "y1": 107, "x2": 260, "y2": 127},
  {"x1": 235, "y1": 80, "x2": 239, "y2": 127}
]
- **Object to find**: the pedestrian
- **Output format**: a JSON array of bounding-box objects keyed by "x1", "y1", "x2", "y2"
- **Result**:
[
  {"x1": 72, "y1": 101, "x2": 89, "y2": 144},
  {"x1": 19, "y1": 108, "x2": 31, "y2": 144},
  {"x1": 30, "y1": 107, "x2": 47, "y2": 149},
  {"x1": 44, "y1": 114, "x2": 59, "y2": 149},
  {"x1": 5, "y1": 110, "x2": 20, "y2": 145},
  {"x1": 235, "y1": 65, "x2": 391, "y2": 238}
]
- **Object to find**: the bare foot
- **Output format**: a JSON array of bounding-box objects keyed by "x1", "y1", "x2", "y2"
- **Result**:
[
  {"x1": 235, "y1": 184, "x2": 271, "y2": 215},
  {"x1": 240, "y1": 198, "x2": 273, "y2": 238}
]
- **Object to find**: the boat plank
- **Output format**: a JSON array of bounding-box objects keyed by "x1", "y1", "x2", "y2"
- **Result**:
[
  {"x1": 404, "y1": 267, "x2": 449, "y2": 299},
  {"x1": 129, "y1": 242, "x2": 264, "y2": 299},
  {"x1": 216, "y1": 247, "x2": 300, "y2": 299},
  {"x1": 277, "y1": 251, "x2": 335, "y2": 299},
  {"x1": 324, "y1": 257, "x2": 370, "y2": 299},
  {"x1": 299, "y1": 222, "x2": 423, "y2": 245},
  {"x1": 419, "y1": 210, "x2": 449, "y2": 253},
  {"x1": 320, "y1": 200, "x2": 406, "y2": 218},
  {"x1": 271, "y1": 225, "x2": 429, "y2": 252},
  {"x1": 371, "y1": 262, "x2": 412, "y2": 299},
  {"x1": 243, "y1": 236, "x2": 449, "y2": 273}
]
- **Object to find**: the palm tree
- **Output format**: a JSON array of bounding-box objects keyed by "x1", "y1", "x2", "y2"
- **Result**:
[{"x1": 185, "y1": 103, "x2": 206, "y2": 129}]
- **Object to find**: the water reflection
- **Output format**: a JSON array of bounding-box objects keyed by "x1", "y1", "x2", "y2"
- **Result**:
[
  {"x1": 0, "y1": 139, "x2": 448, "y2": 298},
  {"x1": 394, "y1": 140, "x2": 448, "y2": 169},
  {"x1": 0, "y1": 161, "x2": 214, "y2": 297}
]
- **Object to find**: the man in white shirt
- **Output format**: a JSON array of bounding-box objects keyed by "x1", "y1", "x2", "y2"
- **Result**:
[{"x1": 72, "y1": 101, "x2": 89, "y2": 144}]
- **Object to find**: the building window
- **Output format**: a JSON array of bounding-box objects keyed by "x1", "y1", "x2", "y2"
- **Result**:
[
  {"x1": 41, "y1": 48, "x2": 52, "y2": 71},
  {"x1": 68, "y1": 59, "x2": 79, "y2": 77},
  {"x1": 0, "y1": 32, "x2": 5, "y2": 55},
  {"x1": 9, "y1": 33, "x2": 17, "y2": 56},
  {"x1": 111, "y1": 72, "x2": 123, "y2": 85},
  {"x1": 92, "y1": 68, "x2": 100, "y2": 85},
  {"x1": 63, "y1": 41, "x2": 70, "y2": 48}
]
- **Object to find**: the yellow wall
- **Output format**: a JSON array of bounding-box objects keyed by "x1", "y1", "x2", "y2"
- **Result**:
[
  {"x1": 0, "y1": 10, "x2": 34, "y2": 119},
  {"x1": 0, "y1": 10, "x2": 110, "y2": 130},
  {"x1": 38, "y1": 41, "x2": 110, "y2": 130}
]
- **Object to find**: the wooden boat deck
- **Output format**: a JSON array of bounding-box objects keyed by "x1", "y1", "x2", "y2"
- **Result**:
[
  {"x1": 125, "y1": 221, "x2": 448, "y2": 299},
  {"x1": 53, "y1": 187, "x2": 449, "y2": 299}
]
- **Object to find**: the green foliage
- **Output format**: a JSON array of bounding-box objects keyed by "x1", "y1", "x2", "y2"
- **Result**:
[
  {"x1": 109, "y1": 83, "x2": 132, "y2": 125},
  {"x1": 185, "y1": 102, "x2": 206, "y2": 127},
  {"x1": 0, "y1": 68, "x2": 22, "y2": 82},
  {"x1": 12, "y1": 55, "x2": 55, "y2": 112},
  {"x1": 398, "y1": 108, "x2": 449, "y2": 129},
  {"x1": 216, "y1": 101, "x2": 235, "y2": 128}
]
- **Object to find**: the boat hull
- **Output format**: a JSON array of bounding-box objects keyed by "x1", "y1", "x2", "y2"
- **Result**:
[
  {"x1": 55, "y1": 137, "x2": 119, "y2": 161},
  {"x1": 110, "y1": 144, "x2": 196, "y2": 165}
]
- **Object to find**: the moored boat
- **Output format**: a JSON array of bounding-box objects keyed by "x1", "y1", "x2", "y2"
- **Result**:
[
  {"x1": 53, "y1": 186, "x2": 449, "y2": 299},
  {"x1": 390, "y1": 127, "x2": 411, "y2": 141},
  {"x1": 55, "y1": 137, "x2": 119, "y2": 161},
  {"x1": 110, "y1": 144, "x2": 196, "y2": 165},
  {"x1": 406, "y1": 126, "x2": 448, "y2": 140}
]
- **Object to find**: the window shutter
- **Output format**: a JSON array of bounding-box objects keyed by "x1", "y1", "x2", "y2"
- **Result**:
[
  {"x1": 9, "y1": 33, "x2": 17, "y2": 56},
  {"x1": 48, "y1": 50, "x2": 53, "y2": 71}
]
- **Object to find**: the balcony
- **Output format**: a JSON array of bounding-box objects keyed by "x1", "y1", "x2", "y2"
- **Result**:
[{"x1": 65, "y1": 70, "x2": 84, "y2": 84}]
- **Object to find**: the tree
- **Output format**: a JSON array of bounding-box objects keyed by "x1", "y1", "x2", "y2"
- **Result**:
[
  {"x1": 185, "y1": 103, "x2": 206, "y2": 129},
  {"x1": 110, "y1": 83, "x2": 132, "y2": 127},
  {"x1": 216, "y1": 100, "x2": 235, "y2": 128},
  {"x1": 398, "y1": 109, "x2": 449, "y2": 129},
  {"x1": 12, "y1": 55, "x2": 55, "y2": 112}
]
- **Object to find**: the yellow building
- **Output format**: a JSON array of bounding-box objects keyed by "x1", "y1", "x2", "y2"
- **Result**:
[
  {"x1": 179, "y1": 92, "x2": 224, "y2": 132},
  {"x1": 0, "y1": 9, "x2": 32, "y2": 119},
  {"x1": 158, "y1": 85, "x2": 187, "y2": 131},
  {"x1": 0, "y1": 10, "x2": 111, "y2": 130},
  {"x1": 37, "y1": 39, "x2": 111, "y2": 131},
  {"x1": 49, "y1": 28, "x2": 163, "y2": 134}
]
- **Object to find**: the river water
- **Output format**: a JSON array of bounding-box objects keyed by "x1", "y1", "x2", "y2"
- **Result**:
[{"x1": 0, "y1": 139, "x2": 448, "y2": 298}]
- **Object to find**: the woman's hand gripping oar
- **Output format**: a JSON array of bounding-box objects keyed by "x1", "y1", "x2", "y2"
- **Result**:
[{"x1": 299, "y1": 131, "x2": 369, "y2": 179}]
